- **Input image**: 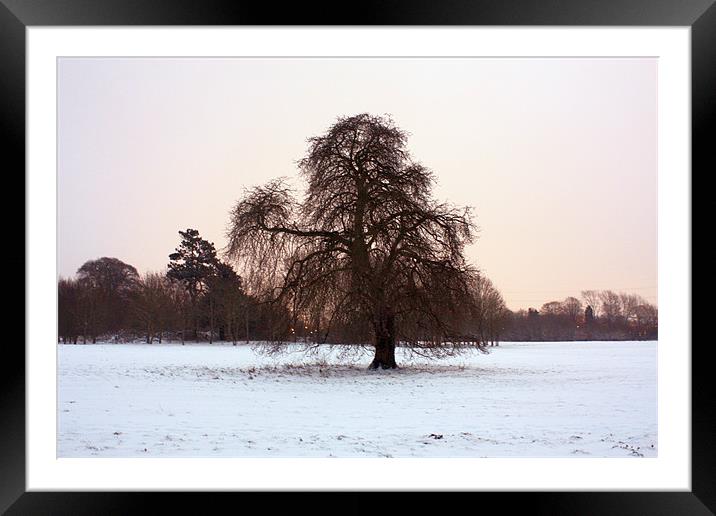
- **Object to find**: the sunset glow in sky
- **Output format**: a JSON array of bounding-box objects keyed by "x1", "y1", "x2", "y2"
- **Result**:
[{"x1": 58, "y1": 57, "x2": 657, "y2": 310}]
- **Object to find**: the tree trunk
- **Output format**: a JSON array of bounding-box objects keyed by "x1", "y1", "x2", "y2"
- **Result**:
[
  {"x1": 181, "y1": 310, "x2": 186, "y2": 345},
  {"x1": 369, "y1": 311, "x2": 398, "y2": 369},
  {"x1": 209, "y1": 298, "x2": 214, "y2": 344},
  {"x1": 369, "y1": 336, "x2": 397, "y2": 369},
  {"x1": 191, "y1": 297, "x2": 198, "y2": 341}
]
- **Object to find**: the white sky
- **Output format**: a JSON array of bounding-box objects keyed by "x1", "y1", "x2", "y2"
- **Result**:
[{"x1": 58, "y1": 57, "x2": 657, "y2": 310}]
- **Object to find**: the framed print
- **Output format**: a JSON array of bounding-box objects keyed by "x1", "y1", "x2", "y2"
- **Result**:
[{"x1": 4, "y1": 0, "x2": 712, "y2": 513}]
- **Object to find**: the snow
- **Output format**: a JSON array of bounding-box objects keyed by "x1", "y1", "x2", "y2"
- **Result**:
[{"x1": 58, "y1": 340, "x2": 657, "y2": 458}]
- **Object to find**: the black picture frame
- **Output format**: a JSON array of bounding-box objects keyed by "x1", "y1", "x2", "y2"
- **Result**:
[{"x1": 3, "y1": 0, "x2": 711, "y2": 513}]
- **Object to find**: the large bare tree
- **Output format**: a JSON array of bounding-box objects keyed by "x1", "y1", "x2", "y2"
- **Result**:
[{"x1": 227, "y1": 114, "x2": 482, "y2": 368}]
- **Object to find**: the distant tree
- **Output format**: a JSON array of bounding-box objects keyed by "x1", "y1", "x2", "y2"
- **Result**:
[
  {"x1": 619, "y1": 292, "x2": 644, "y2": 325},
  {"x1": 205, "y1": 261, "x2": 245, "y2": 344},
  {"x1": 599, "y1": 290, "x2": 622, "y2": 326},
  {"x1": 77, "y1": 257, "x2": 139, "y2": 298},
  {"x1": 502, "y1": 309, "x2": 529, "y2": 341},
  {"x1": 525, "y1": 308, "x2": 542, "y2": 339},
  {"x1": 538, "y1": 301, "x2": 565, "y2": 339},
  {"x1": 633, "y1": 303, "x2": 658, "y2": 338},
  {"x1": 167, "y1": 229, "x2": 219, "y2": 341},
  {"x1": 132, "y1": 272, "x2": 173, "y2": 343},
  {"x1": 167, "y1": 281, "x2": 191, "y2": 344},
  {"x1": 58, "y1": 277, "x2": 81, "y2": 343},
  {"x1": 584, "y1": 305, "x2": 595, "y2": 325},
  {"x1": 75, "y1": 279, "x2": 100, "y2": 343},
  {"x1": 540, "y1": 301, "x2": 564, "y2": 316},
  {"x1": 468, "y1": 275, "x2": 507, "y2": 345},
  {"x1": 76, "y1": 257, "x2": 139, "y2": 341},
  {"x1": 581, "y1": 290, "x2": 602, "y2": 319},
  {"x1": 227, "y1": 113, "x2": 480, "y2": 369},
  {"x1": 562, "y1": 296, "x2": 583, "y2": 323}
]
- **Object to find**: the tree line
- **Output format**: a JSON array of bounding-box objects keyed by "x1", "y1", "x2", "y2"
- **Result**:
[
  {"x1": 57, "y1": 228, "x2": 509, "y2": 348},
  {"x1": 58, "y1": 245, "x2": 656, "y2": 346},
  {"x1": 58, "y1": 229, "x2": 286, "y2": 345},
  {"x1": 502, "y1": 290, "x2": 658, "y2": 341}
]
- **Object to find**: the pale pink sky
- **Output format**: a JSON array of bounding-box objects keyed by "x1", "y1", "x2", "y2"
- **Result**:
[{"x1": 58, "y1": 57, "x2": 657, "y2": 310}]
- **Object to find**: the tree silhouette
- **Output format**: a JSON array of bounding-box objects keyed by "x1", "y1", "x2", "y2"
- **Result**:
[
  {"x1": 584, "y1": 305, "x2": 595, "y2": 325},
  {"x1": 76, "y1": 257, "x2": 139, "y2": 340},
  {"x1": 167, "y1": 229, "x2": 219, "y2": 341},
  {"x1": 206, "y1": 261, "x2": 245, "y2": 343},
  {"x1": 58, "y1": 277, "x2": 81, "y2": 343},
  {"x1": 227, "y1": 114, "x2": 481, "y2": 368},
  {"x1": 133, "y1": 272, "x2": 173, "y2": 344}
]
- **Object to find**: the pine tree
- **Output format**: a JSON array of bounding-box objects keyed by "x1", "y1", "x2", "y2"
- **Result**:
[{"x1": 167, "y1": 229, "x2": 219, "y2": 341}]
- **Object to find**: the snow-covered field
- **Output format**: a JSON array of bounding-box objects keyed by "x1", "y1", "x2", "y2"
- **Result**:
[{"x1": 58, "y1": 341, "x2": 657, "y2": 458}]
